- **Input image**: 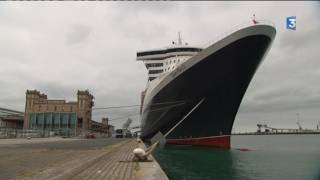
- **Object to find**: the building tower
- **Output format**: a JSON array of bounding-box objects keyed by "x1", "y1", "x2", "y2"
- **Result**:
[
  {"x1": 24, "y1": 90, "x2": 47, "y2": 129},
  {"x1": 77, "y1": 90, "x2": 94, "y2": 129}
]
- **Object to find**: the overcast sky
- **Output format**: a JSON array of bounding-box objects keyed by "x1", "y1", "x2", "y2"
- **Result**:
[{"x1": 0, "y1": 2, "x2": 319, "y2": 131}]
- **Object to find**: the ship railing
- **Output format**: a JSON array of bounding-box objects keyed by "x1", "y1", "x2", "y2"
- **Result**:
[{"x1": 202, "y1": 19, "x2": 276, "y2": 49}]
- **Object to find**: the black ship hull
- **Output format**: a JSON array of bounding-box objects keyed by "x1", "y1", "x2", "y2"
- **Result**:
[{"x1": 140, "y1": 25, "x2": 276, "y2": 148}]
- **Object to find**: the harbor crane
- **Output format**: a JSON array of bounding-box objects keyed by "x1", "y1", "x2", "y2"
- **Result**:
[
  {"x1": 257, "y1": 124, "x2": 263, "y2": 132},
  {"x1": 257, "y1": 124, "x2": 299, "y2": 133},
  {"x1": 296, "y1": 122, "x2": 303, "y2": 131}
]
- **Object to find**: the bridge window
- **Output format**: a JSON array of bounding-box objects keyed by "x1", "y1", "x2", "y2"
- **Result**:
[
  {"x1": 149, "y1": 69, "x2": 163, "y2": 74},
  {"x1": 146, "y1": 63, "x2": 163, "y2": 68}
]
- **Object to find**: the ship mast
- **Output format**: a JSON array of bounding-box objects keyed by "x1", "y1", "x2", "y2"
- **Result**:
[{"x1": 178, "y1": 32, "x2": 182, "y2": 45}]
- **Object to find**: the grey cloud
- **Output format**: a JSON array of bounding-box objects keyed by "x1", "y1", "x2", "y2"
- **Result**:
[
  {"x1": 279, "y1": 24, "x2": 320, "y2": 51},
  {"x1": 66, "y1": 24, "x2": 92, "y2": 44},
  {"x1": 253, "y1": 87, "x2": 311, "y2": 102},
  {"x1": 112, "y1": 2, "x2": 180, "y2": 14},
  {"x1": 240, "y1": 95, "x2": 320, "y2": 114}
]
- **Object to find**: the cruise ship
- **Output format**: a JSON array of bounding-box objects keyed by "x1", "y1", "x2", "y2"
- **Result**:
[{"x1": 137, "y1": 22, "x2": 276, "y2": 148}]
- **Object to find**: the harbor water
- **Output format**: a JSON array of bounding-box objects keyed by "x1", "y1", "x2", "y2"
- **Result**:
[{"x1": 154, "y1": 134, "x2": 320, "y2": 180}]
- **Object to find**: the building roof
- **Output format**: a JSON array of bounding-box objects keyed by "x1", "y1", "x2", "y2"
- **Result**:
[
  {"x1": 0, "y1": 107, "x2": 23, "y2": 116},
  {"x1": 0, "y1": 107, "x2": 24, "y2": 121}
]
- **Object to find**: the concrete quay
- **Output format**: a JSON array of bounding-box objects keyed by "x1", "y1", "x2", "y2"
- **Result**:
[{"x1": 0, "y1": 137, "x2": 168, "y2": 180}]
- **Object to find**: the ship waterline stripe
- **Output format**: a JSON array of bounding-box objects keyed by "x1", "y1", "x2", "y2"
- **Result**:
[{"x1": 166, "y1": 135, "x2": 231, "y2": 141}]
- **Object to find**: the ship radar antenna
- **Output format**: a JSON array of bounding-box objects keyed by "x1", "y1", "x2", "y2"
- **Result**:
[{"x1": 172, "y1": 32, "x2": 188, "y2": 46}]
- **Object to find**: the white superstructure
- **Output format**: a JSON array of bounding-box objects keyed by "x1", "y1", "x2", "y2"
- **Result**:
[{"x1": 136, "y1": 34, "x2": 202, "y2": 82}]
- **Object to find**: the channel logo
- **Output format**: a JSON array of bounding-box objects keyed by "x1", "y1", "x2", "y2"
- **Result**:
[{"x1": 287, "y1": 16, "x2": 296, "y2": 30}]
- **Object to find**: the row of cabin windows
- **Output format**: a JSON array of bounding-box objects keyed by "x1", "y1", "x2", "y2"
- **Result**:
[
  {"x1": 146, "y1": 63, "x2": 163, "y2": 68},
  {"x1": 149, "y1": 69, "x2": 163, "y2": 74},
  {"x1": 137, "y1": 48, "x2": 202, "y2": 57},
  {"x1": 145, "y1": 58, "x2": 183, "y2": 71}
]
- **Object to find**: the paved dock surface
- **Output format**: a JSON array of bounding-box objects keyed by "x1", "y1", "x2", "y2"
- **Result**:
[{"x1": 0, "y1": 137, "x2": 168, "y2": 180}]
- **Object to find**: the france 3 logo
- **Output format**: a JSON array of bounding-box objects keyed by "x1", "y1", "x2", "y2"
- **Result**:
[{"x1": 286, "y1": 16, "x2": 296, "y2": 30}]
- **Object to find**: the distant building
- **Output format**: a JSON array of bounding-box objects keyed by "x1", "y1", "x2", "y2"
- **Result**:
[
  {"x1": 102, "y1": 117, "x2": 108, "y2": 126},
  {"x1": 91, "y1": 117, "x2": 115, "y2": 136},
  {"x1": 108, "y1": 125, "x2": 115, "y2": 136},
  {"x1": 24, "y1": 90, "x2": 94, "y2": 132},
  {"x1": 0, "y1": 107, "x2": 24, "y2": 129}
]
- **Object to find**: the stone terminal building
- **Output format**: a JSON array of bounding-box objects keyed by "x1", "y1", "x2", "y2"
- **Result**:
[{"x1": 24, "y1": 89, "x2": 111, "y2": 136}]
